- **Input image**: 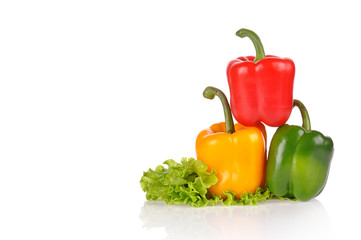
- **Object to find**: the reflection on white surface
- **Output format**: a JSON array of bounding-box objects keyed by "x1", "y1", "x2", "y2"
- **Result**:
[{"x1": 139, "y1": 199, "x2": 331, "y2": 240}]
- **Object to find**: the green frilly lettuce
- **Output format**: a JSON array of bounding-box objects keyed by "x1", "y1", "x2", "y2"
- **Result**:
[{"x1": 140, "y1": 157, "x2": 273, "y2": 207}]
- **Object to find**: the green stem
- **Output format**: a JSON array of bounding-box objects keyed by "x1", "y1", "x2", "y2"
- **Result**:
[
  {"x1": 293, "y1": 99, "x2": 311, "y2": 131},
  {"x1": 203, "y1": 87, "x2": 235, "y2": 134},
  {"x1": 236, "y1": 28, "x2": 266, "y2": 62}
]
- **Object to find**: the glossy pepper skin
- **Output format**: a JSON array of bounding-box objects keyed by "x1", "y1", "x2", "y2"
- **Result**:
[
  {"x1": 227, "y1": 28, "x2": 295, "y2": 127},
  {"x1": 266, "y1": 100, "x2": 334, "y2": 201},
  {"x1": 196, "y1": 87, "x2": 267, "y2": 199}
]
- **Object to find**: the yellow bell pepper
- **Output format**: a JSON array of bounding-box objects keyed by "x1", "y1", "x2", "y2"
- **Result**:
[{"x1": 196, "y1": 87, "x2": 267, "y2": 199}]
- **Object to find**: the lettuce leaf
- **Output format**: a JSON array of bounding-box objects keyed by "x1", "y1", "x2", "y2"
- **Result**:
[
  {"x1": 140, "y1": 157, "x2": 274, "y2": 207},
  {"x1": 140, "y1": 157, "x2": 218, "y2": 207}
]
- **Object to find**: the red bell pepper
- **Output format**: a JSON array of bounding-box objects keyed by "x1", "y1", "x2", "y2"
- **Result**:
[{"x1": 227, "y1": 28, "x2": 295, "y2": 127}]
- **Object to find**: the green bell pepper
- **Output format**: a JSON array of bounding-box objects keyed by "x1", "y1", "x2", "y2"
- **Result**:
[{"x1": 266, "y1": 99, "x2": 334, "y2": 201}]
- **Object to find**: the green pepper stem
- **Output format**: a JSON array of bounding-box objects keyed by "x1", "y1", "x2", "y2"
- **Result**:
[
  {"x1": 203, "y1": 86, "x2": 235, "y2": 134},
  {"x1": 293, "y1": 99, "x2": 311, "y2": 131},
  {"x1": 236, "y1": 28, "x2": 266, "y2": 62}
]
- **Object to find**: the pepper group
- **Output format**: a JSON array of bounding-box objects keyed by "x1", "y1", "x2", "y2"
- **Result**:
[{"x1": 196, "y1": 28, "x2": 334, "y2": 202}]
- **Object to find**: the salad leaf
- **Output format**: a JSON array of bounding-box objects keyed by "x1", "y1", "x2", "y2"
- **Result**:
[
  {"x1": 140, "y1": 158, "x2": 275, "y2": 207},
  {"x1": 221, "y1": 187, "x2": 272, "y2": 206},
  {"x1": 140, "y1": 157, "x2": 218, "y2": 207}
]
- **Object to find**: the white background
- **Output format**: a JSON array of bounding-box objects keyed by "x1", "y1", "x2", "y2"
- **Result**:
[{"x1": 1, "y1": 1, "x2": 360, "y2": 239}]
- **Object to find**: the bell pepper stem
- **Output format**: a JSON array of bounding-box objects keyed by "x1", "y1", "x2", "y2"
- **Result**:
[
  {"x1": 236, "y1": 28, "x2": 266, "y2": 62},
  {"x1": 203, "y1": 87, "x2": 235, "y2": 134},
  {"x1": 293, "y1": 99, "x2": 311, "y2": 131}
]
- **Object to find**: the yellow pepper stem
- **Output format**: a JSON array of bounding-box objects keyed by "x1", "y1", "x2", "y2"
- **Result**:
[{"x1": 203, "y1": 86, "x2": 235, "y2": 134}]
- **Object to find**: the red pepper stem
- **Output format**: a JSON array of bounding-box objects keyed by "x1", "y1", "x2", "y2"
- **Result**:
[
  {"x1": 236, "y1": 28, "x2": 266, "y2": 62},
  {"x1": 293, "y1": 99, "x2": 311, "y2": 131},
  {"x1": 203, "y1": 86, "x2": 235, "y2": 134}
]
